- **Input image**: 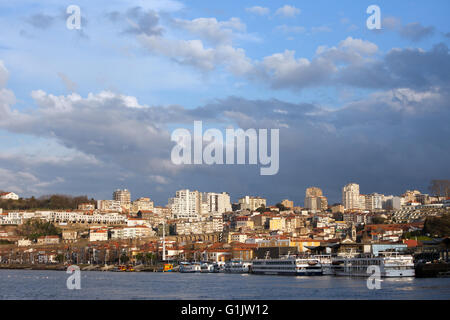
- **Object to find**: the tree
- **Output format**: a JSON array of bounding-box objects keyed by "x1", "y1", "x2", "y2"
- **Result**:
[
  {"x1": 55, "y1": 254, "x2": 65, "y2": 263},
  {"x1": 429, "y1": 179, "x2": 450, "y2": 201},
  {"x1": 17, "y1": 219, "x2": 61, "y2": 241},
  {"x1": 120, "y1": 254, "x2": 130, "y2": 264},
  {"x1": 135, "y1": 253, "x2": 144, "y2": 264},
  {"x1": 255, "y1": 205, "x2": 267, "y2": 213},
  {"x1": 145, "y1": 253, "x2": 156, "y2": 265},
  {"x1": 372, "y1": 216, "x2": 387, "y2": 224},
  {"x1": 275, "y1": 203, "x2": 288, "y2": 211},
  {"x1": 423, "y1": 214, "x2": 450, "y2": 238}
]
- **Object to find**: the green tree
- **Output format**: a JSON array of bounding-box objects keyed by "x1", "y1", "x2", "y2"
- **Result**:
[
  {"x1": 135, "y1": 253, "x2": 144, "y2": 264},
  {"x1": 423, "y1": 214, "x2": 450, "y2": 237},
  {"x1": 120, "y1": 254, "x2": 130, "y2": 264}
]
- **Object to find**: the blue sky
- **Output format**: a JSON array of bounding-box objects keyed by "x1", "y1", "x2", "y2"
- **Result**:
[{"x1": 0, "y1": 0, "x2": 449, "y2": 205}]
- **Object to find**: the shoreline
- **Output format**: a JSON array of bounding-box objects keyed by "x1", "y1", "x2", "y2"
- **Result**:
[{"x1": 0, "y1": 264, "x2": 161, "y2": 272}]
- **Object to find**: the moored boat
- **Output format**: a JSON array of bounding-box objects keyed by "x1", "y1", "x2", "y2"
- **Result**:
[
  {"x1": 224, "y1": 260, "x2": 252, "y2": 273},
  {"x1": 333, "y1": 252, "x2": 415, "y2": 277},
  {"x1": 251, "y1": 256, "x2": 323, "y2": 276},
  {"x1": 179, "y1": 262, "x2": 201, "y2": 273}
]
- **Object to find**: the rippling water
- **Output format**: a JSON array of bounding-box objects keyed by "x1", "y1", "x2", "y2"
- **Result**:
[{"x1": 1, "y1": 270, "x2": 449, "y2": 300}]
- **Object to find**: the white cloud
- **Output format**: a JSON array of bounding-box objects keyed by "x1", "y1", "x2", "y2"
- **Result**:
[
  {"x1": 275, "y1": 5, "x2": 301, "y2": 18},
  {"x1": 245, "y1": 6, "x2": 270, "y2": 16},
  {"x1": 172, "y1": 17, "x2": 246, "y2": 45}
]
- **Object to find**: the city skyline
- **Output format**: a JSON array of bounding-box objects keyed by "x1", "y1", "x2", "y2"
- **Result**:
[{"x1": 0, "y1": 1, "x2": 449, "y2": 206}]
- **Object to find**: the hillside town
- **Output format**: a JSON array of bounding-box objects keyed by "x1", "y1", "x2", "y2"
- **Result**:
[{"x1": 0, "y1": 181, "x2": 449, "y2": 271}]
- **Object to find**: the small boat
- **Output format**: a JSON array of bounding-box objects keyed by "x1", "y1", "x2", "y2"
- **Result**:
[
  {"x1": 163, "y1": 263, "x2": 174, "y2": 272},
  {"x1": 200, "y1": 262, "x2": 215, "y2": 273},
  {"x1": 179, "y1": 262, "x2": 201, "y2": 273}
]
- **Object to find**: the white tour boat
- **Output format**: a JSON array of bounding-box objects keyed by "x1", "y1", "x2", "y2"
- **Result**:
[
  {"x1": 332, "y1": 252, "x2": 415, "y2": 277},
  {"x1": 251, "y1": 256, "x2": 323, "y2": 276},
  {"x1": 224, "y1": 260, "x2": 252, "y2": 273}
]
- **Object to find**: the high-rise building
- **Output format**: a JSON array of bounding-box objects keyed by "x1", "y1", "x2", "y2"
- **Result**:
[
  {"x1": 168, "y1": 189, "x2": 201, "y2": 219},
  {"x1": 342, "y1": 183, "x2": 360, "y2": 210},
  {"x1": 203, "y1": 192, "x2": 232, "y2": 214},
  {"x1": 304, "y1": 187, "x2": 328, "y2": 211},
  {"x1": 364, "y1": 193, "x2": 383, "y2": 211},
  {"x1": 113, "y1": 189, "x2": 131, "y2": 209}
]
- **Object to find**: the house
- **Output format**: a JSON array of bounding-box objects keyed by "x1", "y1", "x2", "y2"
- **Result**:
[
  {"x1": 89, "y1": 228, "x2": 109, "y2": 242},
  {"x1": 62, "y1": 230, "x2": 78, "y2": 243},
  {"x1": 0, "y1": 192, "x2": 19, "y2": 200},
  {"x1": 37, "y1": 235, "x2": 60, "y2": 245}
]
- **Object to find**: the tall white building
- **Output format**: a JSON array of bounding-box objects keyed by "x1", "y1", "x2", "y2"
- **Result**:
[
  {"x1": 365, "y1": 193, "x2": 384, "y2": 211},
  {"x1": 342, "y1": 183, "x2": 360, "y2": 210},
  {"x1": 203, "y1": 192, "x2": 232, "y2": 215},
  {"x1": 168, "y1": 189, "x2": 201, "y2": 219}
]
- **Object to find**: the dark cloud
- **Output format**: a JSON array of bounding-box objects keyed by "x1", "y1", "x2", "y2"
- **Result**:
[
  {"x1": 399, "y1": 22, "x2": 435, "y2": 42},
  {"x1": 26, "y1": 13, "x2": 55, "y2": 29},
  {"x1": 337, "y1": 43, "x2": 450, "y2": 90},
  {"x1": 0, "y1": 83, "x2": 449, "y2": 205},
  {"x1": 107, "y1": 6, "x2": 163, "y2": 36}
]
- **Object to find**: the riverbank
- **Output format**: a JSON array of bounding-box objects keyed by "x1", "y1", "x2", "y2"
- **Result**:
[{"x1": 0, "y1": 263, "x2": 162, "y2": 272}]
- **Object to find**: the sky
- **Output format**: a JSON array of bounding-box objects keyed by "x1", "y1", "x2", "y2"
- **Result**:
[{"x1": 0, "y1": 0, "x2": 449, "y2": 206}]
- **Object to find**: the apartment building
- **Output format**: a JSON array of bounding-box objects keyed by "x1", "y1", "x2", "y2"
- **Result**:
[
  {"x1": 342, "y1": 183, "x2": 361, "y2": 210},
  {"x1": 168, "y1": 189, "x2": 201, "y2": 219},
  {"x1": 238, "y1": 196, "x2": 266, "y2": 211}
]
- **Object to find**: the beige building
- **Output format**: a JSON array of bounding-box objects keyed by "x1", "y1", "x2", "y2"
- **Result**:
[
  {"x1": 37, "y1": 235, "x2": 60, "y2": 245},
  {"x1": 304, "y1": 187, "x2": 328, "y2": 211},
  {"x1": 131, "y1": 197, "x2": 154, "y2": 213},
  {"x1": 238, "y1": 196, "x2": 267, "y2": 211},
  {"x1": 269, "y1": 217, "x2": 286, "y2": 231},
  {"x1": 281, "y1": 199, "x2": 294, "y2": 209},
  {"x1": 113, "y1": 189, "x2": 131, "y2": 210},
  {"x1": 62, "y1": 230, "x2": 78, "y2": 243},
  {"x1": 89, "y1": 228, "x2": 109, "y2": 242},
  {"x1": 97, "y1": 200, "x2": 123, "y2": 212},
  {"x1": 78, "y1": 203, "x2": 95, "y2": 211}
]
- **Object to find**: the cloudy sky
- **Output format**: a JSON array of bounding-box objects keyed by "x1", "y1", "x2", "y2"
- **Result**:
[{"x1": 0, "y1": 0, "x2": 449, "y2": 206}]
